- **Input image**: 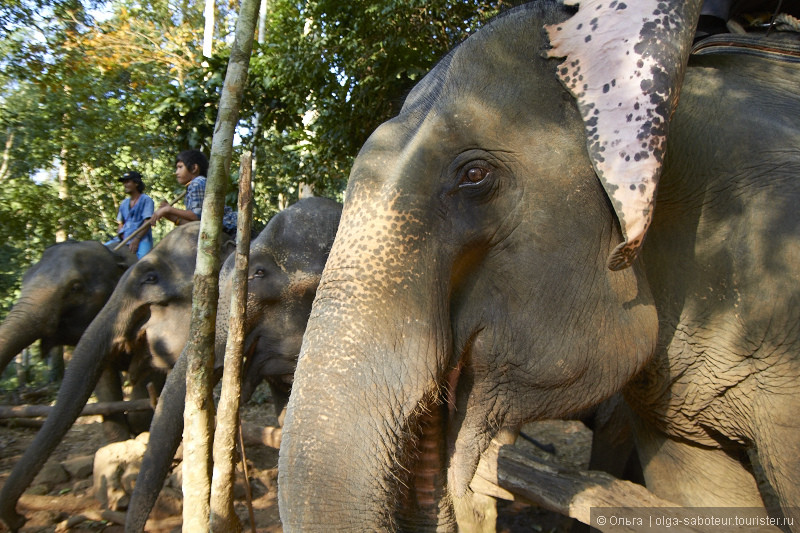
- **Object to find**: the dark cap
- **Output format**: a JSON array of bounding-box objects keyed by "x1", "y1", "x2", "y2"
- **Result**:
[{"x1": 118, "y1": 170, "x2": 143, "y2": 184}]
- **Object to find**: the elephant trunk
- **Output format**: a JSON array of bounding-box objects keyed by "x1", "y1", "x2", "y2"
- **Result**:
[
  {"x1": 0, "y1": 297, "x2": 116, "y2": 531},
  {"x1": 0, "y1": 291, "x2": 59, "y2": 376},
  {"x1": 278, "y1": 192, "x2": 454, "y2": 532},
  {"x1": 126, "y1": 353, "x2": 189, "y2": 533}
]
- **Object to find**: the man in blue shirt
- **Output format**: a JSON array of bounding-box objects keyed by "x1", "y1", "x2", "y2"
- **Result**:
[{"x1": 107, "y1": 170, "x2": 154, "y2": 259}]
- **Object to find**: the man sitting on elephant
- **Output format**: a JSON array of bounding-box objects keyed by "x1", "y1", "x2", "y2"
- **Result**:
[
  {"x1": 105, "y1": 170, "x2": 154, "y2": 259},
  {"x1": 150, "y1": 149, "x2": 237, "y2": 237}
]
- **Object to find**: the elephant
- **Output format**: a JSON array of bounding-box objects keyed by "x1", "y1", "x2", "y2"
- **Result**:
[
  {"x1": 278, "y1": 1, "x2": 800, "y2": 531},
  {"x1": 123, "y1": 197, "x2": 341, "y2": 533},
  {"x1": 0, "y1": 240, "x2": 136, "y2": 380},
  {"x1": 0, "y1": 222, "x2": 233, "y2": 532}
]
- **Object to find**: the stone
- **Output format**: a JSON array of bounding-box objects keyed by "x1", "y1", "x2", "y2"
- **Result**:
[
  {"x1": 62, "y1": 455, "x2": 94, "y2": 479},
  {"x1": 32, "y1": 461, "x2": 69, "y2": 492},
  {"x1": 93, "y1": 437, "x2": 148, "y2": 511}
]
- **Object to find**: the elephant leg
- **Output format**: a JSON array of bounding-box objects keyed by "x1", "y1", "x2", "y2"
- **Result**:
[
  {"x1": 753, "y1": 396, "x2": 800, "y2": 524},
  {"x1": 95, "y1": 366, "x2": 130, "y2": 442},
  {"x1": 633, "y1": 421, "x2": 763, "y2": 507},
  {"x1": 585, "y1": 396, "x2": 643, "y2": 484},
  {"x1": 126, "y1": 369, "x2": 166, "y2": 435},
  {"x1": 267, "y1": 381, "x2": 290, "y2": 426},
  {"x1": 125, "y1": 354, "x2": 188, "y2": 533},
  {"x1": 42, "y1": 343, "x2": 65, "y2": 383}
]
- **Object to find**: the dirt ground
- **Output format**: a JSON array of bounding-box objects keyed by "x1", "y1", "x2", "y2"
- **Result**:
[{"x1": 0, "y1": 383, "x2": 591, "y2": 533}]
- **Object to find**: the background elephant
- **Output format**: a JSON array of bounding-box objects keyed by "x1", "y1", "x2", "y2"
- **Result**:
[
  {"x1": 124, "y1": 197, "x2": 341, "y2": 533},
  {"x1": 0, "y1": 240, "x2": 135, "y2": 380},
  {"x1": 278, "y1": 1, "x2": 800, "y2": 531},
  {"x1": 0, "y1": 222, "x2": 232, "y2": 532}
]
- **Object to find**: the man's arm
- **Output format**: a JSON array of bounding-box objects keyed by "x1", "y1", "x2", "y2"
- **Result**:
[
  {"x1": 150, "y1": 204, "x2": 198, "y2": 226},
  {"x1": 128, "y1": 217, "x2": 151, "y2": 253}
]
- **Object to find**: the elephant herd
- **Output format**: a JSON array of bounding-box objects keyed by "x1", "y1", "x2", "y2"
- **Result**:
[
  {"x1": 0, "y1": 197, "x2": 342, "y2": 531},
  {"x1": 3, "y1": 0, "x2": 800, "y2": 531}
]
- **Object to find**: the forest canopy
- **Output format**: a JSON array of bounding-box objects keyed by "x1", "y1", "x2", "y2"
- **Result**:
[{"x1": 0, "y1": 0, "x2": 522, "y2": 315}]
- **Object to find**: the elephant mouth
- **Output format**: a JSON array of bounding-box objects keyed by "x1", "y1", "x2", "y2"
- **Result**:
[
  {"x1": 240, "y1": 334, "x2": 297, "y2": 400},
  {"x1": 395, "y1": 360, "x2": 466, "y2": 527}
]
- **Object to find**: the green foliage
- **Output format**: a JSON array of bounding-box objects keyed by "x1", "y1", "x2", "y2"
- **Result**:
[
  {"x1": 0, "y1": 0, "x2": 523, "y2": 330},
  {"x1": 239, "y1": 0, "x2": 522, "y2": 222}
]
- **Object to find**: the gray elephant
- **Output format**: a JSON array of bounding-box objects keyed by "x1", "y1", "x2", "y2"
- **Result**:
[
  {"x1": 0, "y1": 240, "x2": 136, "y2": 379},
  {"x1": 278, "y1": 1, "x2": 800, "y2": 531},
  {"x1": 0, "y1": 222, "x2": 233, "y2": 532},
  {"x1": 123, "y1": 197, "x2": 341, "y2": 533}
]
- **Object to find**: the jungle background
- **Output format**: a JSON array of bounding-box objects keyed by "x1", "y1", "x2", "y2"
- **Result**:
[
  {"x1": 0, "y1": 3, "x2": 591, "y2": 530},
  {"x1": 0, "y1": 0, "x2": 527, "y2": 357}
]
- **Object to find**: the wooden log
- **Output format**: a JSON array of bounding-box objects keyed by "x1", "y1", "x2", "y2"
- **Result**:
[
  {"x1": 240, "y1": 422, "x2": 282, "y2": 449},
  {"x1": 0, "y1": 399, "x2": 153, "y2": 419},
  {"x1": 471, "y1": 438, "x2": 782, "y2": 532},
  {"x1": 54, "y1": 509, "x2": 182, "y2": 532}
]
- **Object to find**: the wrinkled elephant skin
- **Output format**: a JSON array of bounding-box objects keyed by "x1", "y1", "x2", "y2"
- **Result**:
[
  {"x1": 0, "y1": 241, "x2": 135, "y2": 377},
  {"x1": 123, "y1": 197, "x2": 341, "y2": 533},
  {"x1": 279, "y1": 3, "x2": 800, "y2": 532},
  {"x1": 0, "y1": 223, "x2": 220, "y2": 532}
]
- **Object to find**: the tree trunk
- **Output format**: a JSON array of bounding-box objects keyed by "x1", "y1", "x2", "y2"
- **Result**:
[
  {"x1": 182, "y1": 1, "x2": 260, "y2": 530},
  {"x1": 203, "y1": 0, "x2": 215, "y2": 58},
  {"x1": 0, "y1": 131, "x2": 13, "y2": 182},
  {"x1": 210, "y1": 152, "x2": 253, "y2": 532},
  {"x1": 56, "y1": 147, "x2": 68, "y2": 243}
]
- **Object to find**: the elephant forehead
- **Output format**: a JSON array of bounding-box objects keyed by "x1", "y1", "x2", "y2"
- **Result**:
[{"x1": 285, "y1": 270, "x2": 320, "y2": 297}]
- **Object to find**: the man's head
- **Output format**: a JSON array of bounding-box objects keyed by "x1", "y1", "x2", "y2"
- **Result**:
[
  {"x1": 119, "y1": 170, "x2": 145, "y2": 194},
  {"x1": 175, "y1": 150, "x2": 208, "y2": 185}
]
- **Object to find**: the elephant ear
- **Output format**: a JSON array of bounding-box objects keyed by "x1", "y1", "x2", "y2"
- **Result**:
[
  {"x1": 108, "y1": 245, "x2": 137, "y2": 270},
  {"x1": 546, "y1": 0, "x2": 703, "y2": 270}
]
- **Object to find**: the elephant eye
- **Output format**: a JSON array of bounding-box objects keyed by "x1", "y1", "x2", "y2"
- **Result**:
[
  {"x1": 70, "y1": 281, "x2": 83, "y2": 293},
  {"x1": 458, "y1": 164, "x2": 491, "y2": 188},
  {"x1": 253, "y1": 268, "x2": 266, "y2": 279},
  {"x1": 143, "y1": 272, "x2": 158, "y2": 284}
]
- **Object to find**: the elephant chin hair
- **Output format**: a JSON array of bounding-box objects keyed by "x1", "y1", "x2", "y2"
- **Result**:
[
  {"x1": 392, "y1": 361, "x2": 466, "y2": 530},
  {"x1": 394, "y1": 389, "x2": 450, "y2": 530}
]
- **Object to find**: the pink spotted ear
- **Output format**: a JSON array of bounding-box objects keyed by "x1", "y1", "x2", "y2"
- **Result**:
[{"x1": 546, "y1": 0, "x2": 703, "y2": 270}]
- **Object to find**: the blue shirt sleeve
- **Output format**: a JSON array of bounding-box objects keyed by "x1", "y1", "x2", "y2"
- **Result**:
[
  {"x1": 141, "y1": 195, "x2": 155, "y2": 219},
  {"x1": 117, "y1": 198, "x2": 128, "y2": 224}
]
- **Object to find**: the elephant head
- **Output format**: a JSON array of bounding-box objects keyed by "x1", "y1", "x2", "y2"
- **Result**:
[
  {"x1": 216, "y1": 196, "x2": 342, "y2": 413},
  {"x1": 0, "y1": 222, "x2": 228, "y2": 532},
  {"x1": 0, "y1": 240, "x2": 135, "y2": 378},
  {"x1": 278, "y1": 1, "x2": 717, "y2": 530},
  {"x1": 124, "y1": 197, "x2": 341, "y2": 533}
]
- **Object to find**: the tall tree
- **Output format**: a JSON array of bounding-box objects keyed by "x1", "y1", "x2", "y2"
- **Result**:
[
  {"x1": 181, "y1": 0, "x2": 259, "y2": 529},
  {"x1": 203, "y1": 0, "x2": 215, "y2": 58}
]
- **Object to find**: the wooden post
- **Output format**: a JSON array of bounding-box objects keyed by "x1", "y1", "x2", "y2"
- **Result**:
[{"x1": 210, "y1": 151, "x2": 254, "y2": 532}]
